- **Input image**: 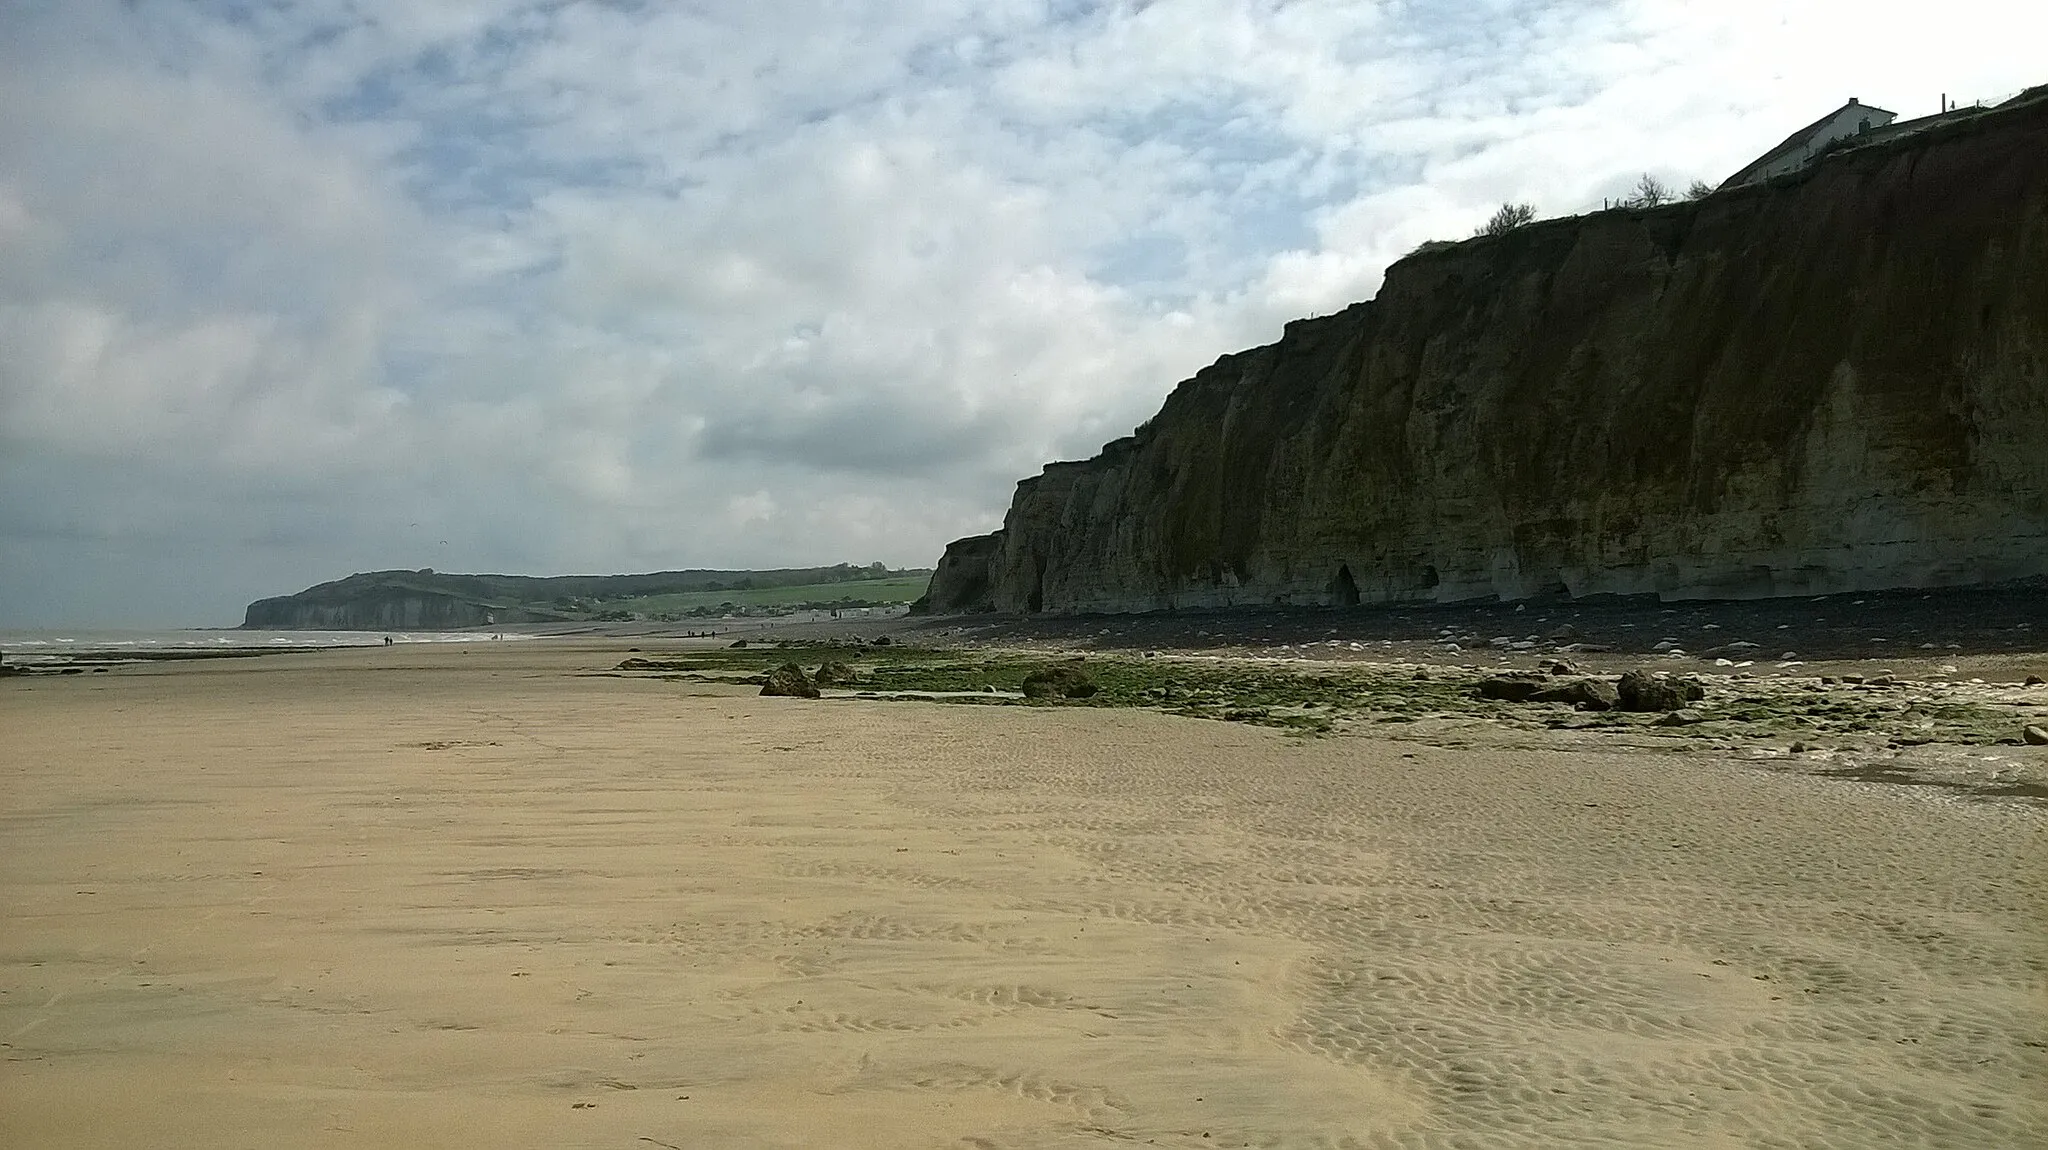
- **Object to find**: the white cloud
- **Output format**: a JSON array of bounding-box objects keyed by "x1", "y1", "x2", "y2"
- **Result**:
[{"x1": 2, "y1": 0, "x2": 2042, "y2": 624}]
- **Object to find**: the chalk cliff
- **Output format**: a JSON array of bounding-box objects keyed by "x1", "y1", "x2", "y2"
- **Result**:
[
  {"x1": 926, "y1": 92, "x2": 2048, "y2": 614},
  {"x1": 241, "y1": 573, "x2": 565, "y2": 630}
]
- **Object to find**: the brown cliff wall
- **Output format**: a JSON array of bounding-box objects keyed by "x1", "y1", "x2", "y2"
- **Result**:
[{"x1": 928, "y1": 93, "x2": 2048, "y2": 614}]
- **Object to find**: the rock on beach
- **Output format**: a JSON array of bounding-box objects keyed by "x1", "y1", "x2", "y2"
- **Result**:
[
  {"x1": 1617, "y1": 670, "x2": 1705, "y2": 712},
  {"x1": 761, "y1": 663, "x2": 820, "y2": 698}
]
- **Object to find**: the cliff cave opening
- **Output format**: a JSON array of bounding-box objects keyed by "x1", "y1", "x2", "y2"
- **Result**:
[{"x1": 1330, "y1": 563, "x2": 1361, "y2": 607}]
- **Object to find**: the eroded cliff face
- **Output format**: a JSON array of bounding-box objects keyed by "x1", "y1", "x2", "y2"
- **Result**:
[{"x1": 928, "y1": 96, "x2": 2048, "y2": 614}]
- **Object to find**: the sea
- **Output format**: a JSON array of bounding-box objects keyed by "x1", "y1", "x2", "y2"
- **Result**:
[{"x1": 0, "y1": 628, "x2": 536, "y2": 664}]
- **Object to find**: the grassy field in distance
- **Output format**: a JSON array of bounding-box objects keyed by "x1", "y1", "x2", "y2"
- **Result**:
[{"x1": 617, "y1": 575, "x2": 931, "y2": 612}]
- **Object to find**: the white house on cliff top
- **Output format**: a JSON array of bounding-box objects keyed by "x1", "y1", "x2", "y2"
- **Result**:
[{"x1": 1720, "y1": 98, "x2": 1896, "y2": 188}]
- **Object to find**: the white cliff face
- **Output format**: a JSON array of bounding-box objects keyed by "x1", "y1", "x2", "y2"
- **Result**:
[{"x1": 925, "y1": 97, "x2": 2048, "y2": 615}]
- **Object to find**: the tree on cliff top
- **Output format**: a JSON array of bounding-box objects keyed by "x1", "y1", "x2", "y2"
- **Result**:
[
  {"x1": 1628, "y1": 173, "x2": 1673, "y2": 207},
  {"x1": 1475, "y1": 202, "x2": 1537, "y2": 236}
]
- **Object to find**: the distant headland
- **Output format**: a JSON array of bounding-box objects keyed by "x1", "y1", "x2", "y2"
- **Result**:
[{"x1": 241, "y1": 564, "x2": 934, "y2": 630}]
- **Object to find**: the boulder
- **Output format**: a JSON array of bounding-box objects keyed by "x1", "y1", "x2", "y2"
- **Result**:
[
  {"x1": 1476, "y1": 676, "x2": 1546, "y2": 702},
  {"x1": 2024, "y1": 724, "x2": 2048, "y2": 746},
  {"x1": 1655, "y1": 709, "x2": 1706, "y2": 726},
  {"x1": 1529, "y1": 677, "x2": 1620, "y2": 711},
  {"x1": 812, "y1": 660, "x2": 859, "y2": 687},
  {"x1": 1021, "y1": 664, "x2": 1098, "y2": 699},
  {"x1": 2025, "y1": 675, "x2": 2044, "y2": 687},
  {"x1": 1617, "y1": 670, "x2": 1705, "y2": 712},
  {"x1": 616, "y1": 657, "x2": 655, "y2": 670},
  {"x1": 729, "y1": 638, "x2": 749, "y2": 649},
  {"x1": 761, "y1": 663, "x2": 820, "y2": 698},
  {"x1": 871, "y1": 636, "x2": 892, "y2": 647}
]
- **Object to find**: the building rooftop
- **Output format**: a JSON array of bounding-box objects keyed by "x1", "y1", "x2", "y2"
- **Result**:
[{"x1": 1720, "y1": 98, "x2": 1896, "y2": 189}]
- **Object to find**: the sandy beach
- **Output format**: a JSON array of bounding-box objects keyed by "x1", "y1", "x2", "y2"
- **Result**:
[{"x1": 4, "y1": 640, "x2": 2044, "y2": 1148}]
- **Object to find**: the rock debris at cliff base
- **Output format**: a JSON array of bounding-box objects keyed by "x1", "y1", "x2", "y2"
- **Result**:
[{"x1": 604, "y1": 639, "x2": 2048, "y2": 799}]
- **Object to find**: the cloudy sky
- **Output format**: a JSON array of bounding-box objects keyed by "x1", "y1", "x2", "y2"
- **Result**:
[{"x1": 1, "y1": 1, "x2": 2039, "y2": 626}]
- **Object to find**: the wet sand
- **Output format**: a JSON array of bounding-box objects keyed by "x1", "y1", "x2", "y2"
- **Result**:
[{"x1": 4, "y1": 641, "x2": 2044, "y2": 1147}]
